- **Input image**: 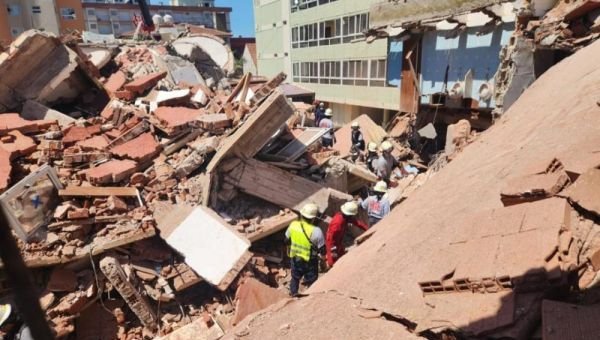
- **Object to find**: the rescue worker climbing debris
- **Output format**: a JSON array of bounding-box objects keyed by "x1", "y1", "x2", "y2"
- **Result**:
[
  {"x1": 319, "y1": 108, "x2": 336, "y2": 148},
  {"x1": 326, "y1": 202, "x2": 369, "y2": 268},
  {"x1": 366, "y1": 142, "x2": 379, "y2": 173},
  {"x1": 374, "y1": 140, "x2": 399, "y2": 183},
  {"x1": 361, "y1": 181, "x2": 391, "y2": 227},
  {"x1": 285, "y1": 203, "x2": 325, "y2": 297},
  {"x1": 350, "y1": 121, "x2": 365, "y2": 162}
]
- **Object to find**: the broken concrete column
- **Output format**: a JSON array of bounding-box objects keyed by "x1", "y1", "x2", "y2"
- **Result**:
[
  {"x1": 0, "y1": 30, "x2": 105, "y2": 113},
  {"x1": 99, "y1": 256, "x2": 158, "y2": 330}
]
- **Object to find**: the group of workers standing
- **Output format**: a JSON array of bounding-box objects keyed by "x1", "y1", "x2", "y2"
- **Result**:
[{"x1": 284, "y1": 101, "x2": 396, "y2": 296}]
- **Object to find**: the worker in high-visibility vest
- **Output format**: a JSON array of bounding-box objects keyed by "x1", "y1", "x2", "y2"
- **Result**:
[{"x1": 285, "y1": 203, "x2": 325, "y2": 297}]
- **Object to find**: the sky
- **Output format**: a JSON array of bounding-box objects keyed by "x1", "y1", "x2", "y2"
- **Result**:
[
  {"x1": 150, "y1": 0, "x2": 256, "y2": 37},
  {"x1": 216, "y1": 0, "x2": 255, "y2": 37}
]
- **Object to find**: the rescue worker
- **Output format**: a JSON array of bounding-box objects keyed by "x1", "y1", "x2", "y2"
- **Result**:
[
  {"x1": 350, "y1": 121, "x2": 365, "y2": 162},
  {"x1": 285, "y1": 203, "x2": 325, "y2": 297},
  {"x1": 326, "y1": 202, "x2": 369, "y2": 268},
  {"x1": 319, "y1": 108, "x2": 336, "y2": 148},
  {"x1": 314, "y1": 102, "x2": 326, "y2": 127},
  {"x1": 361, "y1": 181, "x2": 391, "y2": 226},
  {"x1": 365, "y1": 142, "x2": 378, "y2": 173},
  {"x1": 374, "y1": 140, "x2": 399, "y2": 183}
]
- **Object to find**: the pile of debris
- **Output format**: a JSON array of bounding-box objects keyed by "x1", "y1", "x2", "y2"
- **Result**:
[{"x1": 0, "y1": 28, "x2": 342, "y2": 340}]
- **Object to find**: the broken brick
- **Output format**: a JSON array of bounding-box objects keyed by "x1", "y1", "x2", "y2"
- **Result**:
[
  {"x1": 0, "y1": 147, "x2": 11, "y2": 191},
  {"x1": 124, "y1": 71, "x2": 167, "y2": 95},
  {"x1": 114, "y1": 90, "x2": 135, "y2": 101},
  {"x1": 154, "y1": 107, "x2": 204, "y2": 129},
  {"x1": 67, "y1": 208, "x2": 90, "y2": 219},
  {"x1": 0, "y1": 113, "x2": 54, "y2": 135},
  {"x1": 104, "y1": 71, "x2": 127, "y2": 96},
  {"x1": 76, "y1": 135, "x2": 110, "y2": 151},
  {"x1": 84, "y1": 159, "x2": 138, "y2": 185},
  {"x1": 111, "y1": 132, "x2": 160, "y2": 163},
  {"x1": 0, "y1": 130, "x2": 36, "y2": 160},
  {"x1": 107, "y1": 195, "x2": 128, "y2": 212},
  {"x1": 47, "y1": 268, "x2": 78, "y2": 292},
  {"x1": 62, "y1": 126, "x2": 92, "y2": 144}
]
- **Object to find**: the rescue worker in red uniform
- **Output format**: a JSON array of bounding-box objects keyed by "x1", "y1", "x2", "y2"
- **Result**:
[{"x1": 325, "y1": 202, "x2": 369, "y2": 268}]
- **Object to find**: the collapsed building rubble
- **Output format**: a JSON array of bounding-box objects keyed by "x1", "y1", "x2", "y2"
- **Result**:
[
  {"x1": 221, "y1": 33, "x2": 600, "y2": 339},
  {"x1": 0, "y1": 25, "x2": 432, "y2": 340}
]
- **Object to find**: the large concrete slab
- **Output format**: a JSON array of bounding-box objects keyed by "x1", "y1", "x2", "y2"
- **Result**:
[{"x1": 164, "y1": 206, "x2": 251, "y2": 290}]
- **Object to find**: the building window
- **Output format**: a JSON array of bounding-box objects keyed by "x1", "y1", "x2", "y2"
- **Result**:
[
  {"x1": 343, "y1": 60, "x2": 369, "y2": 86},
  {"x1": 343, "y1": 13, "x2": 368, "y2": 43},
  {"x1": 112, "y1": 23, "x2": 120, "y2": 31},
  {"x1": 319, "y1": 61, "x2": 341, "y2": 84},
  {"x1": 110, "y1": 9, "x2": 118, "y2": 17},
  {"x1": 31, "y1": 6, "x2": 41, "y2": 14},
  {"x1": 61, "y1": 8, "x2": 76, "y2": 20},
  {"x1": 370, "y1": 59, "x2": 387, "y2": 87},
  {"x1": 7, "y1": 4, "x2": 20, "y2": 16},
  {"x1": 319, "y1": 19, "x2": 341, "y2": 46},
  {"x1": 86, "y1": 8, "x2": 96, "y2": 16},
  {"x1": 291, "y1": 0, "x2": 337, "y2": 13},
  {"x1": 89, "y1": 23, "x2": 97, "y2": 30},
  {"x1": 294, "y1": 23, "x2": 318, "y2": 48}
]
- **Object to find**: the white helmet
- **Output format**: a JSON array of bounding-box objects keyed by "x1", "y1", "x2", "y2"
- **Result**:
[
  {"x1": 300, "y1": 203, "x2": 319, "y2": 219},
  {"x1": 341, "y1": 202, "x2": 358, "y2": 216},
  {"x1": 374, "y1": 181, "x2": 388, "y2": 193},
  {"x1": 319, "y1": 102, "x2": 325, "y2": 107},
  {"x1": 368, "y1": 142, "x2": 378, "y2": 152},
  {"x1": 380, "y1": 141, "x2": 393, "y2": 152},
  {"x1": 325, "y1": 108, "x2": 333, "y2": 117},
  {"x1": 351, "y1": 121, "x2": 359, "y2": 129}
]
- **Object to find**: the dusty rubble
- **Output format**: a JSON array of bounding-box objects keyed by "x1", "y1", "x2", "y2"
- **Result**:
[{"x1": 0, "y1": 25, "x2": 434, "y2": 339}]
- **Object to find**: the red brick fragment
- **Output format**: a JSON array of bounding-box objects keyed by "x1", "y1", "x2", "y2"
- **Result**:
[
  {"x1": 62, "y1": 126, "x2": 92, "y2": 144},
  {"x1": 114, "y1": 90, "x2": 135, "y2": 101},
  {"x1": 110, "y1": 132, "x2": 160, "y2": 163},
  {"x1": 0, "y1": 113, "x2": 55, "y2": 135},
  {"x1": 47, "y1": 268, "x2": 78, "y2": 292},
  {"x1": 0, "y1": 130, "x2": 36, "y2": 159},
  {"x1": 154, "y1": 107, "x2": 204, "y2": 129},
  {"x1": 124, "y1": 71, "x2": 167, "y2": 94},
  {"x1": 85, "y1": 159, "x2": 138, "y2": 185},
  {"x1": 104, "y1": 71, "x2": 127, "y2": 96},
  {"x1": 76, "y1": 135, "x2": 110, "y2": 151},
  {"x1": 67, "y1": 208, "x2": 89, "y2": 219},
  {"x1": 0, "y1": 147, "x2": 12, "y2": 191}
]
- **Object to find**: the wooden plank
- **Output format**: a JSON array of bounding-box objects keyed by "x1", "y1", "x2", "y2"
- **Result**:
[
  {"x1": 206, "y1": 90, "x2": 294, "y2": 173},
  {"x1": 400, "y1": 37, "x2": 421, "y2": 114},
  {"x1": 224, "y1": 158, "x2": 351, "y2": 214},
  {"x1": 59, "y1": 186, "x2": 139, "y2": 197},
  {"x1": 274, "y1": 127, "x2": 328, "y2": 161},
  {"x1": 246, "y1": 214, "x2": 297, "y2": 243}
]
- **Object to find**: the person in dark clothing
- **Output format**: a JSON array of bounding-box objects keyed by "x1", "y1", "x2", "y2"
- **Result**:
[
  {"x1": 314, "y1": 102, "x2": 326, "y2": 127},
  {"x1": 350, "y1": 121, "x2": 365, "y2": 151}
]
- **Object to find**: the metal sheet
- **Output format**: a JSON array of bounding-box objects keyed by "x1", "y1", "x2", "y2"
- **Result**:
[{"x1": 274, "y1": 127, "x2": 328, "y2": 161}]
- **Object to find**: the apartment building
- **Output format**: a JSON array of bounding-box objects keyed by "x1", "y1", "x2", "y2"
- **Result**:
[
  {"x1": 0, "y1": 0, "x2": 85, "y2": 42},
  {"x1": 82, "y1": 1, "x2": 231, "y2": 36},
  {"x1": 254, "y1": 0, "x2": 399, "y2": 125},
  {"x1": 170, "y1": 0, "x2": 215, "y2": 6}
]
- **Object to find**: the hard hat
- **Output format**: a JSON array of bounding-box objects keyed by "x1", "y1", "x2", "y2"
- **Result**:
[
  {"x1": 368, "y1": 142, "x2": 378, "y2": 152},
  {"x1": 325, "y1": 108, "x2": 333, "y2": 117},
  {"x1": 381, "y1": 141, "x2": 393, "y2": 152},
  {"x1": 351, "y1": 121, "x2": 359, "y2": 129},
  {"x1": 374, "y1": 181, "x2": 388, "y2": 193},
  {"x1": 319, "y1": 102, "x2": 325, "y2": 107},
  {"x1": 300, "y1": 203, "x2": 319, "y2": 219},
  {"x1": 341, "y1": 201, "x2": 359, "y2": 216}
]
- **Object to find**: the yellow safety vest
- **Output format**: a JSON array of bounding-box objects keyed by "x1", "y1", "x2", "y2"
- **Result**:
[{"x1": 288, "y1": 221, "x2": 314, "y2": 262}]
